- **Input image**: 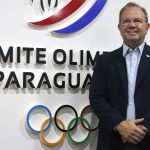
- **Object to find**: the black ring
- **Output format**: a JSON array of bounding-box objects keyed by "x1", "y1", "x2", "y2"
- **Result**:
[
  {"x1": 54, "y1": 105, "x2": 78, "y2": 132},
  {"x1": 80, "y1": 105, "x2": 98, "y2": 131}
]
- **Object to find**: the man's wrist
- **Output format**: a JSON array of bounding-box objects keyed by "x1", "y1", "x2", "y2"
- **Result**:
[
  {"x1": 114, "y1": 121, "x2": 124, "y2": 132},
  {"x1": 114, "y1": 125, "x2": 118, "y2": 132}
]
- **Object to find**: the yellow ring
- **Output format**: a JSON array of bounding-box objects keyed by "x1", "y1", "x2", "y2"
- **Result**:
[{"x1": 40, "y1": 118, "x2": 66, "y2": 147}]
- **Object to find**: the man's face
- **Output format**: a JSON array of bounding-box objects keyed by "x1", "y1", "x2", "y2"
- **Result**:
[{"x1": 118, "y1": 6, "x2": 149, "y2": 47}]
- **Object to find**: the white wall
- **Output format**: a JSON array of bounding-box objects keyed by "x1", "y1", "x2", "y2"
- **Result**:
[{"x1": 0, "y1": 0, "x2": 150, "y2": 150}]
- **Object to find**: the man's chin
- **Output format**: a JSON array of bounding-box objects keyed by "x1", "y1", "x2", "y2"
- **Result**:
[
  {"x1": 126, "y1": 37, "x2": 139, "y2": 42},
  {"x1": 125, "y1": 39, "x2": 142, "y2": 48}
]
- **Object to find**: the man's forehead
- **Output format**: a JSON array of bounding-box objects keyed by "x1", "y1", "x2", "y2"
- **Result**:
[
  {"x1": 122, "y1": 16, "x2": 145, "y2": 20},
  {"x1": 121, "y1": 7, "x2": 145, "y2": 18},
  {"x1": 122, "y1": 6, "x2": 144, "y2": 14}
]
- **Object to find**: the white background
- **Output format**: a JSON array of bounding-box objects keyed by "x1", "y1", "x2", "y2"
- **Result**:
[{"x1": 0, "y1": 0, "x2": 150, "y2": 150}]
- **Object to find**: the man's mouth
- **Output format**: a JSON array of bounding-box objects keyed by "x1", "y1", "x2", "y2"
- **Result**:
[{"x1": 126, "y1": 30, "x2": 138, "y2": 34}]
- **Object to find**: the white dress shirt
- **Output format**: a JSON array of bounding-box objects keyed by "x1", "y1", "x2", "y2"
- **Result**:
[{"x1": 123, "y1": 42, "x2": 145, "y2": 119}]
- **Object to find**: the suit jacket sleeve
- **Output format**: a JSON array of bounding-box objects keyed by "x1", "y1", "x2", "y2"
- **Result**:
[
  {"x1": 89, "y1": 54, "x2": 124, "y2": 132},
  {"x1": 143, "y1": 112, "x2": 150, "y2": 130}
]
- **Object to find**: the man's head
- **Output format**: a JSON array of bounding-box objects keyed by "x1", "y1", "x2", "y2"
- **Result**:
[{"x1": 118, "y1": 2, "x2": 149, "y2": 48}]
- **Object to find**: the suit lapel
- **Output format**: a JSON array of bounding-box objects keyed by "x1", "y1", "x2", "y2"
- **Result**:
[
  {"x1": 112, "y1": 44, "x2": 150, "y2": 110},
  {"x1": 135, "y1": 44, "x2": 150, "y2": 91},
  {"x1": 114, "y1": 47, "x2": 128, "y2": 102}
]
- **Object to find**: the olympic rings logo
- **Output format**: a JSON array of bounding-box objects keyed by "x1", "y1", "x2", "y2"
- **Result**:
[{"x1": 26, "y1": 104, "x2": 98, "y2": 147}]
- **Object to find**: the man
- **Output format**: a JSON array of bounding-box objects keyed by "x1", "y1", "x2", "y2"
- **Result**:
[{"x1": 89, "y1": 2, "x2": 150, "y2": 150}]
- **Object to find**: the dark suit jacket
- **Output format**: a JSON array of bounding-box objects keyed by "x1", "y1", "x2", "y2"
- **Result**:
[{"x1": 89, "y1": 43, "x2": 150, "y2": 150}]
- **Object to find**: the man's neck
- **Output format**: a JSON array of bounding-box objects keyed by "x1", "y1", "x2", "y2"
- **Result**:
[{"x1": 124, "y1": 41, "x2": 144, "y2": 49}]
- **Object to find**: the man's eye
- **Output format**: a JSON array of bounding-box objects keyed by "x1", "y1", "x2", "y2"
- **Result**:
[
  {"x1": 122, "y1": 20, "x2": 129, "y2": 24},
  {"x1": 135, "y1": 20, "x2": 142, "y2": 23}
]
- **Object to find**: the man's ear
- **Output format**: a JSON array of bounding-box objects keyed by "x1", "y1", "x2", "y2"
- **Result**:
[
  {"x1": 118, "y1": 24, "x2": 121, "y2": 31},
  {"x1": 147, "y1": 23, "x2": 150, "y2": 30},
  {"x1": 118, "y1": 24, "x2": 123, "y2": 36},
  {"x1": 145, "y1": 23, "x2": 150, "y2": 35}
]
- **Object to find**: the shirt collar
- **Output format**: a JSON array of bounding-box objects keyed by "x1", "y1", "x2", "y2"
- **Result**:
[{"x1": 123, "y1": 42, "x2": 145, "y2": 57}]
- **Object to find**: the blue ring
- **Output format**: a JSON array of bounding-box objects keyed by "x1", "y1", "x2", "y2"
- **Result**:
[
  {"x1": 26, "y1": 105, "x2": 52, "y2": 134},
  {"x1": 53, "y1": 0, "x2": 107, "y2": 34}
]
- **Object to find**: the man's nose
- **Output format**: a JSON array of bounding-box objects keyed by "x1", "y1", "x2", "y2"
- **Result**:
[{"x1": 128, "y1": 21, "x2": 136, "y2": 27}]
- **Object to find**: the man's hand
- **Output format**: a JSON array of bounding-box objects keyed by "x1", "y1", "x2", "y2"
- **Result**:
[
  {"x1": 116, "y1": 118, "x2": 146, "y2": 144},
  {"x1": 137, "y1": 125, "x2": 149, "y2": 133}
]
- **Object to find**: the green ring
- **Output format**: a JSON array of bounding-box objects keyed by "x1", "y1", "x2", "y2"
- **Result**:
[{"x1": 67, "y1": 117, "x2": 91, "y2": 144}]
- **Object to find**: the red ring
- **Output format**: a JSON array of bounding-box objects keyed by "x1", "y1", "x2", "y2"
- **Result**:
[{"x1": 80, "y1": 105, "x2": 98, "y2": 131}]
